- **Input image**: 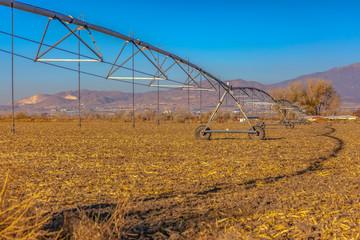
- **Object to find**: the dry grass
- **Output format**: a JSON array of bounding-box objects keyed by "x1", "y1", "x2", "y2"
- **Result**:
[
  {"x1": 58, "y1": 198, "x2": 129, "y2": 240},
  {"x1": 0, "y1": 121, "x2": 359, "y2": 238},
  {"x1": 0, "y1": 172, "x2": 50, "y2": 239}
]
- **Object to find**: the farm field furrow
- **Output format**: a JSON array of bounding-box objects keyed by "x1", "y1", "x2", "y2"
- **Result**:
[{"x1": 0, "y1": 121, "x2": 359, "y2": 239}]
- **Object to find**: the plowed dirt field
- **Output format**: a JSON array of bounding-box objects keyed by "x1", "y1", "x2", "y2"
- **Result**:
[{"x1": 0, "y1": 121, "x2": 359, "y2": 239}]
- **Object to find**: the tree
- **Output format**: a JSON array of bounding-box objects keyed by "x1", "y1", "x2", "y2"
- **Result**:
[
  {"x1": 355, "y1": 109, "x2": 360, "y2": 117},
  {"x1": 270, "y1": 78, "x2": 341, "y2": 115}
]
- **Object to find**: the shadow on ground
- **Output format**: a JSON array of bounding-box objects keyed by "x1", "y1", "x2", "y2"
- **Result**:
[{"x1": 43, "y1": 126, "x2": 343, "y2": 239}]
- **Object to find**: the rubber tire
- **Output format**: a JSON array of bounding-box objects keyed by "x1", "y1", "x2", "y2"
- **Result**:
[
  {"x1": 256, "y1": 121, "x2": 265, "y2": 128},
  {"x1": 195, "y1": 125, "x2": 211, "y2": 140},
  {"x1": 248, "y1": 126, "x2": 265, "y2": 140},
  {"x1": 286, "y1": 122, "x2": 295, "y2": 129}
]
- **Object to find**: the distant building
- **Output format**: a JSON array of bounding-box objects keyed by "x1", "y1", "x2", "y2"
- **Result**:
[
  {"x1": 306, "y1": 115, "x2": 358, "y2": 121},
  {"x1": 325, "y1": 115, "x2": 358, "y2": 120}
]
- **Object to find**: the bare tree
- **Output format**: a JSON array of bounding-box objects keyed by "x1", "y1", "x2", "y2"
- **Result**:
[
  {"x1": 270, "y1": 78, "x2": 341, "y2": 115},
  {"x1": 355, "y1": 109, "x2": 360, "y2": 117}
]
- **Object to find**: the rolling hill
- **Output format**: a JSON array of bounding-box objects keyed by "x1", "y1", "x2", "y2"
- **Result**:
[{"x1": 1, "y1": 63, "x2": 360, "y2": 114}]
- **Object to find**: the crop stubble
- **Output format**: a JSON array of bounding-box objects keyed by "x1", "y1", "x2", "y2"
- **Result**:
[{"x1": 0, "y1": 121, "x2": 359, "y2": 239}]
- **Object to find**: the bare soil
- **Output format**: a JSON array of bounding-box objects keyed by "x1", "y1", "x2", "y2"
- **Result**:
[{"x1": 0, "y1": 121, "x2": 359, "y2": 239}]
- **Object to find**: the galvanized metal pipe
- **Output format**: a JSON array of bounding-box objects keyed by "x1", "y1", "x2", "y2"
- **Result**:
[
  {"x1": 78, "y1": 18, "x2": 82, "y2": 128},
  {"x1": 0, "y1": 0, "x2": 227, "y2": 89},
  {"x1": 203, "y1": 130, "x2": 255, "y2": 134},
  {"x1": 131, "y1": 32, "x2": 135, "y2": 129}
]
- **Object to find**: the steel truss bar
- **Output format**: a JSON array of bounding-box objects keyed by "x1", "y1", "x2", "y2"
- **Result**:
[
  {"x1": 82, "y1": 25, "x2": 102, "y2": 60},
  {"x1": 227, "y1": 89, "x2": 253, "y2": 129},
  {"x1": 203, "y1": 130, "x2": 255, "y2": 134},
  {"x1": 35, "y1": 17, "x2": 102, "y2": 61},
  {"x1": 35, "y1": 17, "x2": 50, "y2": 60},
  {"x1": 0, "y1": 0, "x2": 227, "y2": 89},
  {"x1": 133, "y1": 44, "x2": 167, "y2": 79},
  {"x1": 163, "y1": 60, "x2": 177, "y2": 74},
  {"x1": 205, "y1": 90, "x2": 228, "y2": 128},
  {"x1": 149, "y1": 84, "x2": 194, "y2": 88},
  {"x1": 231, "y1": 87, "x2": 290, "y2": 122},
  {"x1": 199, "y1": 72, "x2": 217, "y2": 90},
  {"x1": 275, "y1": 99, "x2": 306, "y2": 122},
  {"x1": 238, "y1": 88, "x2": 250, "y2": 97},
  {"x1": 249, "y1": 89, "x2": 260, "y2": 100},
  {"x1": 149, "y1": 56, "x2": 169, "y2": 86},
  {"x1": 55, "y1": 17, "x2": 103, "y2": 60},
  {"x1": 0, "y1": 30, "x2": 183, "y2": 82},
  {"x1": 232, "y1": 87, "x2": 277, "y2": 103},
  {"x1": 0, "y1": 48, "x2": 148, "y2": 87},
  {"x1": 261, "y1": 123, "x2": 291, "y2": 126},
  {"x1": 226, "y1": 86, "x2": 290, "y2": 126},
  {"x1": 187, "y1": 67, "x2": 197, "y2": 81},
  {"x1": 108, "y1": 77, "x2": 166, "y2": 80},
  {"x1": 107, "y1": 41, "x2": 128, "y2": 77},
  {"x1": 192, "y1": 71, "x2": 202, "y2": 82},
  {"x1": 107, "y1": 47, "x2": 142, "y2": 77},
  {"x1": 0, "y1": 47, "x2": 195, "y2": 90},
  {"x1": 182, "y1": 67, "x2": 197, "y2": 88},
  {"x1": 186, "y1": 88, "x2": 215, "y2": 91},
  {"x1": 240, "y1": 87, "x2": 287, "y2": 122},
  {"x1": 146, "y1": 48, "x2": 168, "y2": 78},
  {"x1": 172, "y1": 58, "x2": 199, "y2": 87},
  {"x1": 36, "y1": 30, "x2": 72, "y2": 60},
  {"x1": 36, "y1": 59, "x2": 100, "y2": 62}
]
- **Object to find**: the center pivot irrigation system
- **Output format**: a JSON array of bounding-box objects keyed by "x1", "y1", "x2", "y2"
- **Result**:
[
  {"x1": 0, "y1": 0, "x2": 307, "y2": 140},
  {"x1": 195, "y1": 86, "x2": 308, "y2": 140}
]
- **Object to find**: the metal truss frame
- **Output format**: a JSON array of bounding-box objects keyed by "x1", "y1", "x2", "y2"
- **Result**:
[
  {"x1": 197, "y1": 86, "x2": 308, "y2": 140},
  {"x1": 35, "y1": 17, "x2": 103, "y2": 62},
  {"x1": 232, "y1": 87, "x2": 291, "y2": 126},
  {"x1": 195, "y1": 86, "x2": 268, "y2": 140},
  {"x1": 0, "y1": 0, "x2": 308, "y2": 137},
  {"x1": 275, "y1": 99, "x2": 309, "y2": 125},
  {"x1": 0, "y1": 0, "x2": 224, "y2": 91}
]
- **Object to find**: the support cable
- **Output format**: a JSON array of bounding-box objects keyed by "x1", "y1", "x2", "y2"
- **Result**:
[
  {"x1": 0, "y1": 48, "x2": 148, "y2": 87},
  {"x1": 188, "y1": 82, "x2": 190, "y2": 124},
  {"x1": 11, "y1": 0, "x2": 15, "y2": 134},
  {"x1": 131, "y1": 33, "x2": 135, "y2": 128},
  {"x1": 200, "y1": 74, "x2": 202, "y2": 123},
  {"x1": 157, "y1": 46, "x2": 161, "y2": 126},
  {"x1": 226, "y1": 82, "x2": 228, "y2": 114},
  {"x1": 78, "y1": 15, "x2": 83, "y2": 128},
  {"x1": 0, "y1": 30, "x2": 186, "y2": 86},
  {"x1": 157, "y1": 78, "x2": 160, "y2": 126},
  {"x1": 218, "y1": 82, "x2": 220, "y2": 103},
  {"x1": 0, "y1": 48, "x2": 208, "y2": 99},
  {"x1": 186, "y1": 57, "x2": 190, "y2": 124}
]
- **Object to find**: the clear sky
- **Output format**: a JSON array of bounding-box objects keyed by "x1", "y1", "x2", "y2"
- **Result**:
[{"x1": 1, "y1": 0, "x2": 360, "y2": 104}]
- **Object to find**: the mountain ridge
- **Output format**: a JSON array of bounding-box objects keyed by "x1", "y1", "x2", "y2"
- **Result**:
[{"x1": 1, "y1": 63, "x2": 360, "y2": 113}]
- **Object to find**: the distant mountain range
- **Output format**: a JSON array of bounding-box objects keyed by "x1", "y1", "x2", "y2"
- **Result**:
[
  {"x1": 268, "y1": 63, "x2": 360, "y2": 108},
  {"x1": 1, "y1": 63, "x2": 360, "y2": 114}
]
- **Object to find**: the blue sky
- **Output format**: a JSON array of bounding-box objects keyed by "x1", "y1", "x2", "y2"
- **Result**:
[{"x1": 1, "y1": 0, "x2": 360, "y2": 104}]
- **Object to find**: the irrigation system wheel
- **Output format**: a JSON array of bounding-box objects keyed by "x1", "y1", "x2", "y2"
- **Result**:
[
  {"x1": 286, "y1": 122, "x2": 295, "y2": 129},
  {"x1": 256, "y1": 121, "x2": 265, "y2": 128},
  {"x1": 248, "y1": 126, "x2": 265, "y2": 140},
  {"x1": 195, "y1": 125, "x2": 211, "y2": 140}
]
